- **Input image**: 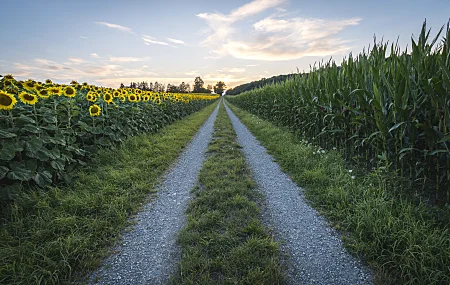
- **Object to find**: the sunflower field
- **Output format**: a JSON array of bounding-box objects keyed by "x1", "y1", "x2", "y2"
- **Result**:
[
  {"x1": 0, "y1": 75, "x2": 218, "y2": 199},
  {"x1": 228, "y1": 21, "x2": 450, "y2": 204}
]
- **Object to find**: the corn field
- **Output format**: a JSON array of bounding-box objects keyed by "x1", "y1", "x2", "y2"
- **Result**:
[
  {"x1": 228, "y1": 21, "x2": 450, "y2": 204},
  {"x1": 0, "y1": 76, "x2": 218, "y2": 199}
]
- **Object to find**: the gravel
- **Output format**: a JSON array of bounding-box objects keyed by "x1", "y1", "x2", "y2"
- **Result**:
[
  {"x1": 88, "y1": 102, "x2": 220, "y2": 285},
  {"x1": 224, "y1": 103, "x2": 373, "y2": 285}
]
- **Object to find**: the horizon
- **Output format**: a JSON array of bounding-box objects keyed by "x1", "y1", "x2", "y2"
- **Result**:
[{"x1": 0, "y1": 0, "x2": 449, "y2": 89}]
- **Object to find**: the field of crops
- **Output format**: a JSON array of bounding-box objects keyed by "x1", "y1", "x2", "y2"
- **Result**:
[
  {"x1": 0, "y1": 76, "x2": 218, "y2": 199},
  {"x1": 228, "y1": 22, "x2": 450, "y2": 204}
]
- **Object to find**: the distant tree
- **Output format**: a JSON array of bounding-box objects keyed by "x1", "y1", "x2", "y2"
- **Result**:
[
  {"x1": 167, "y1": 83, "x2": 179, "y2": 93},
  {"x1": 149, "y1": 82, "x2": 154, "y2": 91},
  {"x1": 226, "y1": 74, "x2": 297, "y2": 95},
  {"x1": 179, "y1": 82, "x2": 188, "y2": 93},
  {"x1": 186, "y1": 83, "x2": 191, "y2": 93},
  {"x1": 206, "y1": 84, "x2": 213, "y2": 91},
  {"x1": 213, "y1": 81, "x2": 226, "y2": 95},
  {"x1": 193, "y1": 77, "x2": 205, "y2": 93},
  {"x1": 119, "y1": 83, "x2": 125, "y2": 88}
]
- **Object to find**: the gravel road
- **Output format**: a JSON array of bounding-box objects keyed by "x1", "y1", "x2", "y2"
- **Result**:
[
  {"x1": 88, "y1": 102, "x2": 220, "y2": 285},
  {"x1": 224, "y1": 102, "x2": 373, "y2": 285}
]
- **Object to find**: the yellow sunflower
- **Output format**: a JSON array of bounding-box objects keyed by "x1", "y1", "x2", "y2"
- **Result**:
[
  {"x1": 156, "y1": 98, "x2": 161, "y2": 105},
  {"x1": 70, "y1": 80, "x2": 78, "y2": 85},
  {"x1": 45, "y1": 79, "x2": 52, "y2": 84},
  {"x1": 18, "y1": 92, "x2": 38, "y2": 105},
  {"x1": 142, "y1": 95, "x2": 150, "y2": 102},
  {"x1": 103, "y1": 92, "x2": 113, "y2": 103},
  {"x1": 0, "y1": 91, "x2": 17, "y2": 110},
  {"x1": 4, "y1": 74, "x2": 14, "y2": 81},
  {"x1": 37, "y1": 88, "x2": 50, "y2": 99},
  {"x1": 128, "y1": 94, "x2": 137, "y2": 102},
  {"x1": 86, "y1": 91, "x2": 97, "y2": 103},
  {"x1": 89, "y1": 104, "x2": 101, "y2": 116},
  {"x1": 82, "y1": 82, "x2": 88, "y2": 86},
  {"x1": 48, "y1": 86, "x2": 62, "y2": 96},
  {"x1": 23, "y1": 80, "x2": 36, "y2": 91},
  {"x1": 63, "y1": 86, "x2": 76, "y2": 98},
  {"x1": 113, "y1": 90, "x2": 121, "y2": 97}
]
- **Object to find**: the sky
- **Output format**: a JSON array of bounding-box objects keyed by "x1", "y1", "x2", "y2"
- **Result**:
[{"x1": 0, "y1": 0, "x2": 449, "y2": 89}]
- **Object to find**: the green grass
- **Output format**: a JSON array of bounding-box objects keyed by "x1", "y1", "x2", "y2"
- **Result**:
[
  {"x1": 0, "y1": 101, "x2": 219, "y2": 285},
  {"x1": 226, "y1": 100, "x2": 450, "y2": 285},
  {"x1": 171, "y1": 103, "x2": 284, "y2": 285}
]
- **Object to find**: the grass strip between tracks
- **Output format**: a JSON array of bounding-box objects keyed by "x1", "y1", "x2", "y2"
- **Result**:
[
  {"x1": 171, "y1": 103, "x2": 284, "y2": 284},
  {"x1": 0, "y1": 101, "x2": 219, "y2": 285},
  {"x1": 226, "y1": 100, "x2": 450, "y2": 285}
]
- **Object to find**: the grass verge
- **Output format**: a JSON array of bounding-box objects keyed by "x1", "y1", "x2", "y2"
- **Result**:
[
  {"x1": 226, "y1": 100, "x2": 450, "y2": 285},
  {"x1": 171, "y1": 103, "x2": 284, "y2": 284},
  {"x1": 0, "y1": 101, "x2": 219, "y2": 285}
]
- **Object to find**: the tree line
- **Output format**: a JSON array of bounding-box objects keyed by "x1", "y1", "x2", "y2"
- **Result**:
[{"x1": 119, "y1": 77, "x2": 226, "y2": 95}]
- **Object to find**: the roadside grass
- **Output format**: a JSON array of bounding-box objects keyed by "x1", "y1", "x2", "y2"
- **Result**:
[
  {"x1": 0, "y1": 101, "x2": 219, "y2": 285},
  {"x1": 226, "y1": 100, "x2": 450, "y2": 285},
  {"x1": 171, "y1": 103, "x2": 284, "y2": 284}
]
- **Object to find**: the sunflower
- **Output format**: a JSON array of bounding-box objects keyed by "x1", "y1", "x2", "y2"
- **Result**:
[
  {"x1": 18, "y1": 92, "x2": 38, "y2": 105},
  {"x1": 45, "y1": 79, "x2": 52, "y2": 84},
  {"x1": 63, "y1": 86, "x2": 76, "y2": 98},
  {"x1": 103, "y1": 92, "x2": 113, "y2": 103},
  {"x1": 4, "y1": 74, "x2": 14, "y2": 81},
  {"x1": 3, "y1": 80, "x2": 13, "y2": 87},
  {"x1": 0, "y1": 91, "x2": 17, "y2": 110},
  {"x1": 89, "y1": 104, "x2": 101, "y2": 116},
  {"x1": 128, "y1": 94, "x2": 137, "y2": 102},
  {"x1": 70, "y1": 80, "x2": 78, "y2": 85},
  {"x1": 48, "y1": 86, "x2": 62, "y2": 96},
  {"x1": 135, "y1": 89, "x2": 142, "y2": 94},
  {"x1": 82, "y1": 82, "x2": 88, "y2": 86},
  {"x1": 142, "y1": 95, "x2": 150, "y2": 102},
  {"x1": 86, "y1": 91, "x2": 97, "y2": 103},
  {"x1": 37, "y1": 88, "x2": 50, "y2": 99},
  {"x1": 156, "y1": 98, "x2": 161, "y2": 105},
  {"x1": 119, "y1": 95, "x2": 126, "y2": 103},
  {"x1": 113, "y1": 90, "x2": 121, "y2": 97},
  {"x1": 23, "y1": 80, "x2": 36, "y2": 91}
]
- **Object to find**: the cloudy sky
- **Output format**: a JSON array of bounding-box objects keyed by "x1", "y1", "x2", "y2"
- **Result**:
[{"x1": 0, "y1": 0, "x2": 449, "y2": 89}]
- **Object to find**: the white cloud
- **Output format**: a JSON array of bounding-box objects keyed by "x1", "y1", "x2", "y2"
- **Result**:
[
  {"x1": 142, "y1": 65, "x2": 148, "y2": 68},
  {"x1": 79, "y1": 36, "x2": 87, "y2": 39},
  {"x1": 185, "y1": 70, "x2": 199, "y2": 76},
  {"x1": 217, "y1": 67, "x2": 246, "y2": 73},
  {"x1": 142, "y1": 35, "x2": 171, "y2": 46},
  {"x1": 167, "y1": 38, "x2": 186, "y2": 45},
  {"x1": 68, "y1": 57, "x2": 85, "y2": 64},
  {"x1": 95, "y1": 22, "x2": 134, "y2": 33},
  {"x1": 246, "y1": 64, "x2": 258, "y2": 67},
  {"x1": 90, "y1": 53, "x2": 100, "y2": 58},
  {"x1": 109, "y1": 57, "x2": 150, "y2": 63},
  {"x1": 198, "y1": 0, "x2": 361, "y2": 61}
]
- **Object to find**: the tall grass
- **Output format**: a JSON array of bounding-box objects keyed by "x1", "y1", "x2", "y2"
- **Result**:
[{"x1": 228, "y1": 21, "x2": 450, "y2": 204}]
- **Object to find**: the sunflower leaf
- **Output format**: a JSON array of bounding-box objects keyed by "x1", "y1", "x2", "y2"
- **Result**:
[
  {"x1": 0, "y1": 166, "x2": 9, "y2": 179},
  {"x1": 34, "y1": 171, "x2": 52, "y2": 188},
  {"x1": 0, "y1": 130, "x2": 17, "y2": 138}
]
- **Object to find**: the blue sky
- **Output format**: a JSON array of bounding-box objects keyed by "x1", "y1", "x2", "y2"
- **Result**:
[{"x1": 0, "y1": 0, "x2": 449, "y2": 89}]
